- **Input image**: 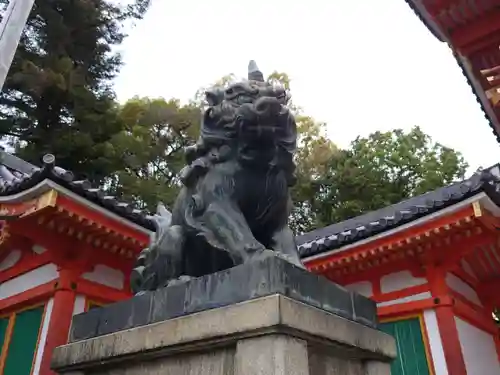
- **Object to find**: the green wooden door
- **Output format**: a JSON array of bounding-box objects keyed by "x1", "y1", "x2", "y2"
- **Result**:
[
  {"x1": 380, "y1": 317, "x2": 431, "y2": 375},
  {"x1": 3, "y1": 306, "x2": 44, "y2": 375}
]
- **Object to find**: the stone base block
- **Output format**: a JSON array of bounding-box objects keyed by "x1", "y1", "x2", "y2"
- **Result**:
[
  {"x1": 69, "y1": 256, "x2": 379, "y2": 345},
  {"x1": 52, "y1": 294, "x2": 396, "y2": 375}
]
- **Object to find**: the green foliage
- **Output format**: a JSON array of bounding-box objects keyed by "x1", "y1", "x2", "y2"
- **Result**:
[
  {"x1": 288, "y1": 113, "x2": 337, "y2": 232},
  {"x1": 106, "y1": 97, "x2": 200, "y2": 210},
  {"x1": 105, "y1": 73, "x2": 468, "y2": 236},
  {"x1": 0, "y1": 11, "x2": 469, "y2": 238},
  {"x1": 0, "y1": 0, "x2": 150, "y2": 183},
  {"x1": 294, "y1": 126, "x2": 468, "y2": 233}
]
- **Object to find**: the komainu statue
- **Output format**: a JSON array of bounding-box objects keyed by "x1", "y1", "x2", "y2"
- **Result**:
[{"x1": 131, "y1": 61, "x2": 304, "y2": 294}]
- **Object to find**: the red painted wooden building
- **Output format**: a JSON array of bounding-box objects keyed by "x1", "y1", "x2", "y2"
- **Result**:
[
  {"x1": 298, "y1": 165, "x2": 500, "y2": 375},
  {"x1": 1, "y1": 2, "x2": 500, "y2": 375},
  {"x1": 0, "y1": 152, "x2": 153, "y2": 375},
  {"x1": 1, "y1": 151, "x2": 500, "y2": 375},
  {"x1": 405, "y1": 0, "x2": 500, "y2": 142}
]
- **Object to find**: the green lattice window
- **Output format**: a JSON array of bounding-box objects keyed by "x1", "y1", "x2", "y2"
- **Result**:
[
  {"x1": 0, "y1": 305, "x2": 44, "y2": 375},
  {"x1": 380, "y1": 317, "x2": 432, "y2": 375}
]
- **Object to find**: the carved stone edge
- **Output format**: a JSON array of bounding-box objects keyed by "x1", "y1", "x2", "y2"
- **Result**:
[{"x1": 52, "y1": 294, "x2": 396, "y2": 372}]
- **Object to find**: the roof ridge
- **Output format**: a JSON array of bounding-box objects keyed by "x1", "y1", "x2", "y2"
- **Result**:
[
  {"x1": 297, "y1": 167, "x2": 500, "y2": 258},
  {"x1": 0, "y1": 151, "x2": 155, "y2": 231}
]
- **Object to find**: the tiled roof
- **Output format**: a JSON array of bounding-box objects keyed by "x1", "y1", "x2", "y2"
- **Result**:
[
  {"x1": 403, "y1": 0, "x2": 445, "y2": 42},
  {"x1": 403, "y1": 0, "x2": 500, "y2": 142},
  {"x1": 0, "y1": 151, "x2": 155, "y2": 231},
  {"x1": 297, "y1": 166, "x2": 500, "y2": 258},
  {"x1": 3, "y1": 150, "x2": 498, "y2": 261}
]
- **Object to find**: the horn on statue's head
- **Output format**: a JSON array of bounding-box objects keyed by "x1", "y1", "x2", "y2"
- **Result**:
[{"x1": 248, "y1": 60, "x2": 264, "y2": 82}]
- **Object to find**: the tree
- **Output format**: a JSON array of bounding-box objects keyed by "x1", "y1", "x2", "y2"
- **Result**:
[
  {"x1": 263, "y1": 72, "x2": 339, "y2": 232},
  {"x1": 0, "y1": 0, "x2": 150, "y2": 183},
  {"x1": 295, "y1": 126, "x2": 468, "y2": 233},
  {"x1": 290, "y1": 114, "x2": 338, "y2": 232},
  {"x1": 110, "y1": 72, "x2": 466, "y2": 238},
  {"x1": 115, "y1": 71, "x2": 338, "y2": 218},
  {"x1": 106, "y1": 97, "x2": 200, "y2": 210}
]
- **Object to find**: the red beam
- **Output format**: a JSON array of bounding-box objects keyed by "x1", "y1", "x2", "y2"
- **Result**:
[
  {"x1": 76, "y1": 279, "x2": 132, "y2": 303},
  {"x1": 0, "y1": 281, "x2": 55, "y2": 314},
  {"x1": 319, "y1": 258, "x2": 421, "y2": 285},
  {"x1": 462, "y1": 30, "x2": 500, "y2": 56},
  {"x1": 439, "y1": 232, "x2": 497, "y2": 270},
  {"x1": 425, "y1": 0, "x2": 456, "y2": 18},
  {"x1": 373, "y1": 283, "x2": 430, "y2": 303},
  {"x1": 10, "y1": 220, "x2": 133, "y2": 274},
  {"x1": 451, "y1": 9, "x2": 500, "y2": 50},
  {"x1": 306, "y1": 206, "x2": 475, "y2": 270},
  {"x1": 57, "y1": 196, "x2": 149, "y2": 244},
  {"x1": 377, "y1": 295, "x2": 453, "y2": 319},
  {"x1": 0, "y1": 250, "x2": 52, "y2": 284},
  {"x1": 453, "y1": 293, "x2": 497, "y2": 334},
  {"x1": 451, "y1": 267, "x2": 479, "y2": 288}
]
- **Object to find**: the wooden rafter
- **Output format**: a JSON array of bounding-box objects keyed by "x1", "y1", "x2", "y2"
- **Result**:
[
  {"x1": 306, "y1": 206, "x2": 476, "y2": 272},
  {"x1": 450, "y1": 8, "x2": 500, "y2": 50},
  {"x1": 56, "y1": 195, "x2": 149, "y2": 244}
]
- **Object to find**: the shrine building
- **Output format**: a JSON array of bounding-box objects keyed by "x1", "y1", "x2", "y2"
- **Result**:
[
  {"x1": 1, "y1": 149, "x2": 500, "y2": 375},
  {"x1": 404, "y1": 0, "x2": 500, "y2": 142},
  {"x1": 1, "y1": 2, "x2": 500, "y2": 375},
  {"x1": 298, "y1": 165, "x2": 500, "y2": 375},
  {"x1": 0, "y1": 152, "x2": 152, "y2": 375}
]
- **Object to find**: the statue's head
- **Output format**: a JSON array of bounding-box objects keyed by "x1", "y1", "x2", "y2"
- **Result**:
[{"x1": 201, "y1": 61, "x2": 296, "y2": 152}]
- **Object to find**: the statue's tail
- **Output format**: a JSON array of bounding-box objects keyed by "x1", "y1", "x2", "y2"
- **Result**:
[{"x1": 130, "y1": 203, "x2": 174, "y2": 294}]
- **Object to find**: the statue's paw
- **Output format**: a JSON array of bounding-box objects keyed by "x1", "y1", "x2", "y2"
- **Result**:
[{"x1": 167, "y1": 275, "x2": 193, "y2": 287}]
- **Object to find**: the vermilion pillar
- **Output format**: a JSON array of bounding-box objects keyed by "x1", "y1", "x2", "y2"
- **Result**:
[
  {"x1": 427, "y1": 266, "x2": 468, "y2": 375},
  {"x1": 38, "y1": 269, "x2": 77, "y2": 375}
]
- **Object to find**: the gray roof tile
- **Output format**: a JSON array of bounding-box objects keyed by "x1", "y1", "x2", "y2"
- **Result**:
[
  {"x1": 0, "y1": 151, "x2": 154, "y2": 231},
  {"x1": 297, "y1": 166, "x2": 500, "y2": 258}
]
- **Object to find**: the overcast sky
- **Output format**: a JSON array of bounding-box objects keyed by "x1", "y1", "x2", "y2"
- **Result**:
[{"x1": 113, "y1": 0, "x2": 499, "y2": 174}]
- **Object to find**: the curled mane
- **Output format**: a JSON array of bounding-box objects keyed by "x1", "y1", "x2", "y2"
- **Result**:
[
  {"x1": 181, "y1": 77, "x2": 297, "y2": 187},
  {"x1": 131, "y1": 61, "x2": 304, "y2": 294}
]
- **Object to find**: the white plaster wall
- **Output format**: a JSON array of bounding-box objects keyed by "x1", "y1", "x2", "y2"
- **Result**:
[
  {"x1": 82, "y1": 264, "x2": 124, "y2": 289},
  {"x1": 377, "y1": 292, "x2": 431, "y2": 307},
  {"x1": 343, "y1": 281, "x2": 373, "y2": 297},
  {"x1": 446, "y1": 273, "x2": 482, "y2": 306},
  {"x1": 72, "y1": 295, "x2": 86, "y2": 316},
  {"x1": 0, "y1": 249, "x2": 21, "y2": 271},
  {"x1": 0, "y1": 263, "x2": 58, "y2": 299},
  {"x1": 380, "y1": 270, "x2": 426, "y2": 293},
  {"x1": 455, "y1": 317, "x2": 500, "y2": 375},
  {"x1": 31, "y1": 298, "x2": 54, "y2": 375},
  {"x1": 423, "y1": 310, "x2": 448, "y2": 375}
]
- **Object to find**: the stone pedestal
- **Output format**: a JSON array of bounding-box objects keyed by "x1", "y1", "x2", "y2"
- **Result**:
[{"x1": 51, "y1": 257, "x2": 396, "y2": 375}]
